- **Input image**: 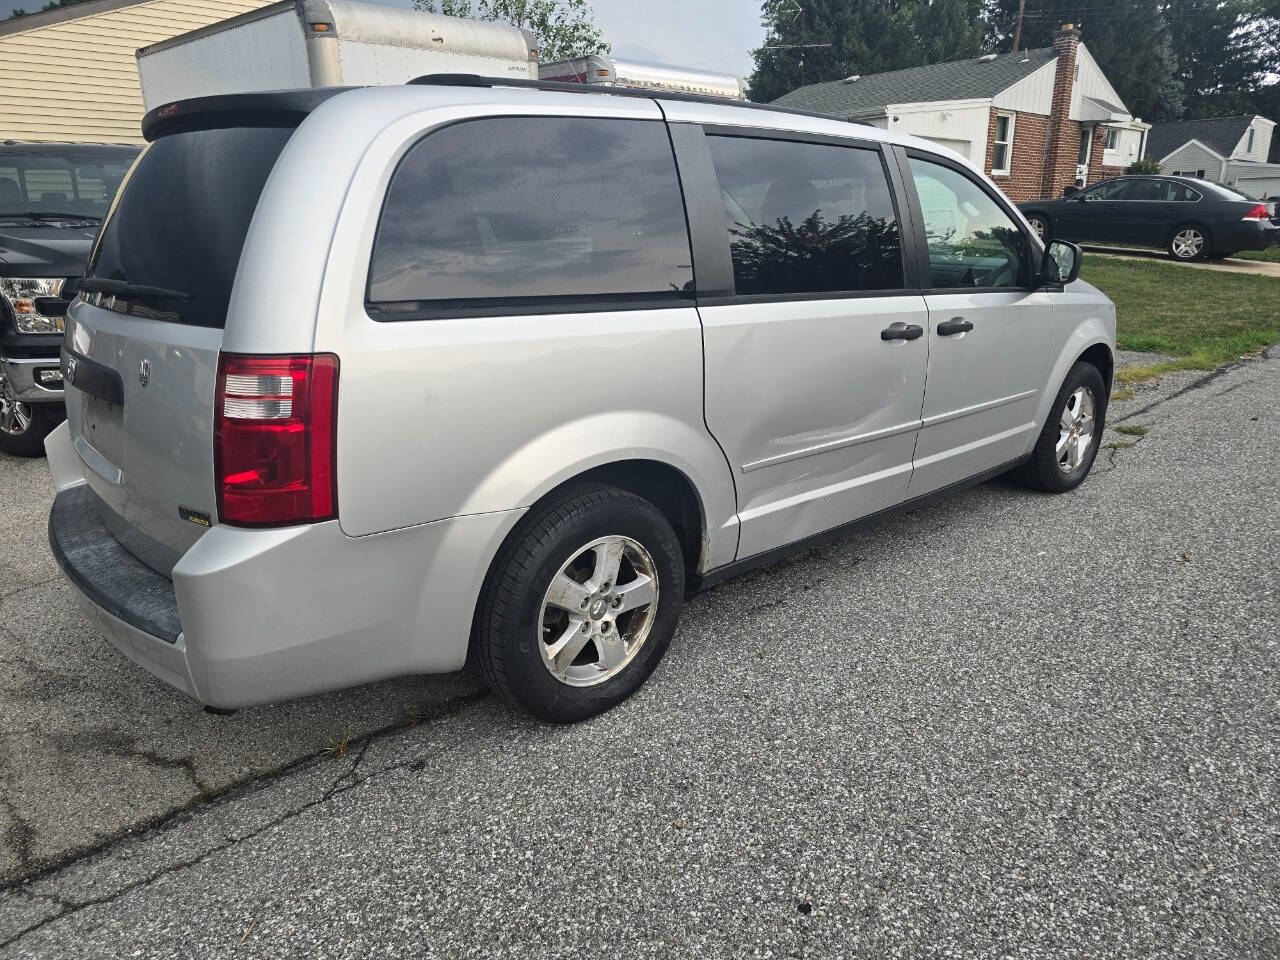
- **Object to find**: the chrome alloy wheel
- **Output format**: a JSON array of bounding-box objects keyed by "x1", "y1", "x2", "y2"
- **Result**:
[
  {"x1": 538, "y1": 535, "x2": 659, "y2": 687},
  {"x1": 1171, "y1": 228, "x2": 1204, "y2": 259},
  {"x1": 0, "y1": 371, "x2": 32, "y2": 437},
  {"x1": 1057, "y1": 386, "x2": 1096, "y2": 473},
  {"x1": 1028, "y1": 216, "x2": 1047, "y2": 240}
]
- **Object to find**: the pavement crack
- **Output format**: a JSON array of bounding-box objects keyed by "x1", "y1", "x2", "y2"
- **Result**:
[
  {"x1": 1114, "y1": 349, "x2": 1273, "y2": 424},
  {"x1": 0, "y1": 692, "x2": 485, "y2": 951},
  {"x1": 0, "y1": 688, "x2": 488, "y2": 897}
]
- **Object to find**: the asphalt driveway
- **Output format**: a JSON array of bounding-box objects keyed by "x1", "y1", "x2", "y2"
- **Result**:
[{"x1": 1, "y1": 348, "x2": 1277, "y2": 958}]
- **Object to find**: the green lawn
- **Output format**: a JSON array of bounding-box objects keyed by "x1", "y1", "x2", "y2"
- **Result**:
[
  {"x1": 1080, "y1": 257, "x2": 1280, "y2": 383},
  {"x1": 1234, "y1": 246, "x2": 1280, "y2": 263}
]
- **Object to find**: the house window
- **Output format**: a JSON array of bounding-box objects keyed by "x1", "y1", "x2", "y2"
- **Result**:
[
  {"x1": 991, "y1": 113, "x2": 1014, "y2": 175},
  {"x1": 1247, "y1": 129, "x2": 1255, "y2": 153},
  {"x1": 1105, "y1": 129, "x2": 1119, "y2": 150}
]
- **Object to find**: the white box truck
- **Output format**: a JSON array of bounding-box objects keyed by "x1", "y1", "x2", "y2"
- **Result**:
[
  {"x1": 136, "y1": 0, "x2": 538, "y2": 111},
  {"x1": 538, "y1": 55, "x2": 746, "y2": 100}
]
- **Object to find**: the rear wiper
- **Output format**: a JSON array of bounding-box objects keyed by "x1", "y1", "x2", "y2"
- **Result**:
[
  {"x1": 0, "y1": 211, "x2": 101, "y2": 222},
  {"x1": 79, "y1": 277, "x2": 191, "y2": 301}
]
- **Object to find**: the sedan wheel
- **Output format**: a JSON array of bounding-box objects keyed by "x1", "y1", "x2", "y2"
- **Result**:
[
  {"x1": 1027, "y1": 215, "x2": 1048, "y2": 240},
  {"x1": 1169, "y1": 227, "x2": 1206, "y2": 260}
]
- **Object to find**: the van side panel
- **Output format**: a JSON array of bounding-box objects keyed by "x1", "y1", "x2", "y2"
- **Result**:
[{"x1": 296, "y1": 92, "x2": 740, "y2": 569}]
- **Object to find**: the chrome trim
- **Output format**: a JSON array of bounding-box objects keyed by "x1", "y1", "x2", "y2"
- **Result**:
[
  {"x1": 741, "y1": 418, "x2": 923, "y2": 473},
  {"x1": 0, "y1": 354, "x2": 64, "y2": 401},
  {"x1": 920, "y1": 389, "x2": 1038, "y2": 429}
]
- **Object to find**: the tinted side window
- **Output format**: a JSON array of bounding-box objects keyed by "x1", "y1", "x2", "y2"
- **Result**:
[
  {"x1": 908, "y1": 157, "x2": 1029, "y2": 289},
  {"x1": 1082, "y1": 180, "x2": 1131, "y2": 201},
  {"x1": 704, "y1": 135, "x2": 904, "y2": 296},
  {"x1": 368, "y1": 117, "x2": 692, "y2": 308}
]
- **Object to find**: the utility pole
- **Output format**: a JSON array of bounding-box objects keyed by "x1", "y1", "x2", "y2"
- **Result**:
[{"x1": 1011, "y1": 0, "x2": 1026, "y2": 53}]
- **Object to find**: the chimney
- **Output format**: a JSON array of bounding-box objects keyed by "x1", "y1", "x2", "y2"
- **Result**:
[{"x1": 1042, "y1": 23, "x2": 1082, "y2": 197}]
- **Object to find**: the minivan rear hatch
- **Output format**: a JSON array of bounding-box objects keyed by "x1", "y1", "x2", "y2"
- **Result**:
[{"x1": 64, "y1": 109, "x2": 303, "y2": 573}]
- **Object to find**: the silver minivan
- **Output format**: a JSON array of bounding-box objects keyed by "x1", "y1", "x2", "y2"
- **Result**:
[{"x1": 47, "y1": 78, "x2": 1115, "y2": 722}]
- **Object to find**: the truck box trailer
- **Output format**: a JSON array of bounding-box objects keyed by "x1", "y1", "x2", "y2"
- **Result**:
[
  {"x1": 137, "y1": 0, "x2": 537, "y2": 111},
  {"x1": 538, "y1": 55, "x2": 746, "y2": 100}
]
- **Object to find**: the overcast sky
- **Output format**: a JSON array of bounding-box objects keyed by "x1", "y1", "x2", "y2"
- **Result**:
[{"x1": 0, "y1": 0, "x2": 766, "y2": 78}]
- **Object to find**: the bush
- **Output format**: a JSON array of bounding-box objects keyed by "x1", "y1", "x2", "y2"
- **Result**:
[{"x1": 1126, "y1": 158, "x2": 1163, "y2": 174}]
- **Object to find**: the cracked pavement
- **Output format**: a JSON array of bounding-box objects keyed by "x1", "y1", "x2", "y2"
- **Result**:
[{"x1": 0, "y1": 347, "x2": 1277, "y2": 958}]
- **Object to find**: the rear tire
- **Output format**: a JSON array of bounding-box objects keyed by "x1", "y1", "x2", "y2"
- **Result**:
[
  {"x1": 0, "y1": 382, "x2": 59, "y2": 457},
  {"x1": 1026, "y1": 214, "x2": 1050, "y2": 242},
  {"x1": 472, "y1": 483, "x2": 685, "y2": 723},
  {"x1": 1015, "y1": 361, "x2": 1107, "y2": 493},
  {"x1": 1167, "y1": 224, "x2": 1209, "y2": 261}
]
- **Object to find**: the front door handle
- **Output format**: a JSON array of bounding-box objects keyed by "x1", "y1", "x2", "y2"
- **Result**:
[
  {"x1": 936, "y1": 318, "x2": 974, "y2": 336},
  {"x1": 881, "y1": 324, "x2": 924, "y2": 341}
]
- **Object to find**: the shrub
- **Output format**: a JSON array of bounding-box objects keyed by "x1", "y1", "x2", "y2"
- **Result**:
[{"x1": 1126, "y1": 158, "x2": 1163, "y2": 174}]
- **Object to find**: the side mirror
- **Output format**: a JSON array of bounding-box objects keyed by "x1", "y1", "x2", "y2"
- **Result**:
[{"x1": 1043, "y1": 239, "x2": 1082, "y2": 285}]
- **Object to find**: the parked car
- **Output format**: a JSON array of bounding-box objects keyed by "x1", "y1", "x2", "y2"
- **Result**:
[
  {"x1": 1018, "y1": 174, "x2": 1279, "y2": 261},
  {"x1": 47, "y1": 78, "x2": 1114, "y2": 723},
  {"x1": 1, "y1": 141, "x2": 139, "y2": 455}
]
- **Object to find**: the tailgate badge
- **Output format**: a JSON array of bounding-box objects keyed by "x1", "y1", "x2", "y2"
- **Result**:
[
  {"x1": 179, "y1": 506, "x2": 211, "y2": 527},
  {"x1": 138, "y1": 359, "x2": 151, "y2": 387}
]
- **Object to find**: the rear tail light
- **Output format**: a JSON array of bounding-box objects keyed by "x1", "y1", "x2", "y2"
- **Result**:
[
  {"x1": 1242, "y1": 203, "x2": 1270, "y2": 221},
  {"x1": 214, "y1": 353, "x2": 338, "y2": 527}
]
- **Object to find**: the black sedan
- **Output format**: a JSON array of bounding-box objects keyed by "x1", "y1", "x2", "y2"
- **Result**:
[{"x1": 1018, "y1": 175, "x2": 1278, "y2": 261}]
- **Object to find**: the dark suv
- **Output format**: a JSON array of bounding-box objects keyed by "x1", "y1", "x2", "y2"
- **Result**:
[
  {"x1": 1018, "y1": 174, "x2": 1278, "y2": 262},
  {"x1": 1, "y1": 141, "x2": 139, "y2": 455}
]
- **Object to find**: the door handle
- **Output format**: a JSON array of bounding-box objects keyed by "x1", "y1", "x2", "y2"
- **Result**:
[
  {"x1": 881, "y1": 324, "x2": 924, "y2": 341},
  {"x1": 936, "y1": 318, "x2": 974, "y2": 336}
]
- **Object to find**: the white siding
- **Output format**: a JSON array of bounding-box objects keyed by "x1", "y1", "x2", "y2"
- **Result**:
[
  {"x1": 883, "y1": 101, "x2": 991, "y2": 167},
  {"x1": 1159, "y1": 142, "x2": 1226, "y2": 179},
  {"x1": 1102, "y1": 126, "x2": 1144, "y2": 169},
  {"x1": 992, "y1": 60, "x2": 1056, "y2": 116},
  {"x1": 0, "y1": 0, "x2": 277, "y2": 144},
  {"x1": 1229, "y1": 117, "x2": 1275, "y2": 162},
  {"x1": 1224, "y1": 160, "x2": 1280, "y2": 199},
  {"x1": 1069, "y1": 44, "x2": 1128, "y2": 120}
]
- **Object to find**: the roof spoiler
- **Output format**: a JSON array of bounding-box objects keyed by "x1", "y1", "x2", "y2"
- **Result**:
[{"x1": 140, "y1": 88, "x2": 350, "y2": 141}]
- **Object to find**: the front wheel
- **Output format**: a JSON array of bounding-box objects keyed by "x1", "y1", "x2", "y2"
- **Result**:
[
  {"x1": 472, "y1": 484, "x2": 685, "y2": 723},
  {"x1": 1168, "y1": 225, "x2": 1209, "y2": 261},
  {"x1": 1026, "y1": 214, "x2": 1050, "y2": 242},
  {"x1": 1015, "y1": 361, "x2": 1107, "y2": 493},
  {"x1": 0, "y1": 376, "x2": 58, "y2": 457}
]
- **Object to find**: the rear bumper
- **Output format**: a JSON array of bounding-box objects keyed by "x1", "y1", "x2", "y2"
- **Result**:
[
  {"x1": 1, "y1": 354, "x2": 64, "y2": 402},
  {"x1": 46, "y1": 422, "x2": 524, "y2": 709},
  {"x1": 1214, "y1": 220, "x2": 1279, "y2": 252}
]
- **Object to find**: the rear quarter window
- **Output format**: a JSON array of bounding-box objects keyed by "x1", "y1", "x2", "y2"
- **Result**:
[{"x1": 367, "y1": 116, "x2": 693, "y2": 313}]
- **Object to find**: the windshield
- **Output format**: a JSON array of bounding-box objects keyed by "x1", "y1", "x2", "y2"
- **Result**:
[{"x1": 0, "y1": 145, "x2": 139, "y2": 221}]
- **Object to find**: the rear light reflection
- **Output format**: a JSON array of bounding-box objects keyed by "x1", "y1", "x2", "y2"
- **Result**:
[{"x1": 214, "y1": 353, "x2": 338, "y2": 527}]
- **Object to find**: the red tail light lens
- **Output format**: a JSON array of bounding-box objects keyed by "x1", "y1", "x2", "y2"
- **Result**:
[
  {"x1": 214, "y1": 353, "x2": 338, "y2": 527},
  {"x1": 1243, "y1": 203, "x2": 1270, "y2": 221}
]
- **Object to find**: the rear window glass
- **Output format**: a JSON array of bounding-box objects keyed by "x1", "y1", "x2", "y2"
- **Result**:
[
  {"x1": 705, "y1": 134, "x2": 904, "y2": 296},
  {"x1": 88, "y1": 125, "x2": 294, "y2": 329},
  {"x1": 0, "y1": 146, "x2": 136, "y2": 220},
  {"x1": 367, "y1": 117, "x2": 693, "y2": 311}
]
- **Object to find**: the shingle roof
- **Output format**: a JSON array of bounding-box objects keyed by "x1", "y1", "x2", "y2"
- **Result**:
[
  {"x1": 771, "y1": 47, "x2": 1058, "y2": 117},
  {"x1": 1145, "y1": 116, "x2": 1254, "y2": 163}
]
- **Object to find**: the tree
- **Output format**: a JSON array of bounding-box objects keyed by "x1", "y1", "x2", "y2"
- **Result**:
[
  {"x1": 414, "y1": 0, "x2": 609, "y2": 61},
  {"x1": 1162, "y1": 0, "x2": 1278, "y2": 117},
  {"x1": 747, "y1": 0, "x2": 988, "y2": 105},
  {"x1": 988, "y1": 0, "x2": 1185, "y2": 120}
]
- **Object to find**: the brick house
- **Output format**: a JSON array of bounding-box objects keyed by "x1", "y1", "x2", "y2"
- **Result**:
[{"x1": 771, "y1": 24, "x2": 1149, "y2": 203}]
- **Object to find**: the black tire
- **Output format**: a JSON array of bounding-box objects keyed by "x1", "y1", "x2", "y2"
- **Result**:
[
  {"x1": 1015, "y1": 361, "x2": 1108, "y2": 493},
  {"x1": 1026, "y1": 213, "x2": 1051, "y2": 242},
  {"x1": 0, "y1": 400, "x2": 59, "y2": 457},
  {"x1": 472, "y1": 483, "x2": 685, "y2": 723},
  {"x1": 1167, "y1": 223, "x2": 1210, "y2": 261}
]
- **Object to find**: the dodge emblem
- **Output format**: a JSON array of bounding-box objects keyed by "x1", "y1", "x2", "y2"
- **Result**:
[{"x1": 138, "y1": 358, "x2": 151, "y2": 387}]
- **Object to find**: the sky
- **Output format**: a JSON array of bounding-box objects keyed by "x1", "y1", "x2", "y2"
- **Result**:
[{"x1": 0, "y1": 0, "x2": 766, "y2": 79}]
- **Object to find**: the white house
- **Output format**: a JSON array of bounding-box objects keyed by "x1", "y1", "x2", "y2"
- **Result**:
[{"x1": 1145, "y1": 115, "x2": 1280, "y2": 198}]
